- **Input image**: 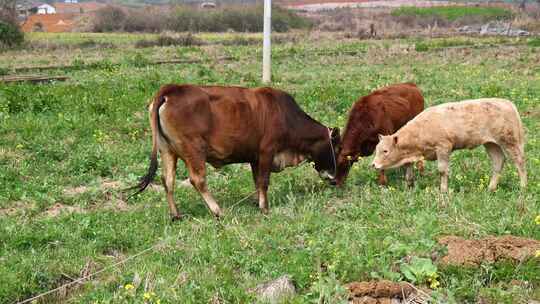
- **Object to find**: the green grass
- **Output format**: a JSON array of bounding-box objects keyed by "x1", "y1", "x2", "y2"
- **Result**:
[
  {"x1": 0, "y1": 33, "x2": 539, "y2": 303},
  {"x1": 392, "y1": 6, "x2": 513, "y2": 22}
]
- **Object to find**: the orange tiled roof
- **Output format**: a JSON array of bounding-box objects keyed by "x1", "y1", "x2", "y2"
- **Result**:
[
  {"x1": 53, "y1": 2, "x2": 106, "y2": 13},
  {"x1": 21, "y1": 13, "x2": 77, "y2": 32}
]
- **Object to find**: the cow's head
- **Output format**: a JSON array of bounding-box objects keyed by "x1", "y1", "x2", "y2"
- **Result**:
[
  {"x1": 372, "y1": 134, "x2": 420, "y2": 170},
  {"x1": 332, "y1": 148, "x2": 360, "y2": 187},
  {"x1": 312, "y1": 127, "x2": 340, "y2": 182},
  {"x1": 331, "y1": 117, "x2": 374, "y2": 186}
]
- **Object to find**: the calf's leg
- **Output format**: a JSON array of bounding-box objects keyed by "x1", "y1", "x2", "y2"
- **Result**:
[
  {"x1": 161, "y1": 150, "x2": 181, "y2": 221},
  {"x1": 377, "y1": 170, "x2": 387, "y2": 186},
  {"x1": 484, "y1": 142, "x2": 505, "y2": 191},
  {"x1": 503, "y1": 143, "x2": 527, "y2": 189},
  {"x1": 416, "y1": 160, "x2": 425, "y2": 176},
  {"x1": 405, "y1": 163, "x2": 414, "y2": 187},
  {"x1": 436, "y1": 149, "x2": 450, "y2": 193}
]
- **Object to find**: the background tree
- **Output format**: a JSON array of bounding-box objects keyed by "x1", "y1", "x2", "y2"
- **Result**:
[
  {"x1": 0, "y1": 0, "x2": 25, "y2": 49},
  {"x1": 0, "y1": 0, "x2": 18, "y2": 25}
]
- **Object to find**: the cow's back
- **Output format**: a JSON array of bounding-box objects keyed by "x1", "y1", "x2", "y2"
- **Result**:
[
  {"x1": 170, "y1": 85, "x2": 320, "y2": 165},
  {"x1": 374, "y1": 83, "x2": 424, "y2": 128}
]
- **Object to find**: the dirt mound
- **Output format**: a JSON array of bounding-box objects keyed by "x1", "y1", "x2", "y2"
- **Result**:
[
  {"x1": 347, "y1": 280, "x2": 426, "y2": 304},
  {"x1": 438, "y1": 235, "x2": 540, "y2": 266}
]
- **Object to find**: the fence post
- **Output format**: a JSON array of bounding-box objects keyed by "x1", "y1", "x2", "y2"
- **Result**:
[{"x1": 262, "y1": 0, "x2": 271, "y2": 84}]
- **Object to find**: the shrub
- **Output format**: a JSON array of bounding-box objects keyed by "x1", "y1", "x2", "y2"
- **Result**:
[
  {"x1": 135, "y1": 33, "x2": 204, "y2": 48},
  {"x1": 91, "y1": 4, "x2": 311, "y2": 33},
  {"x1": 0, "y1": 21, "x2": 24, "y2": 49},
  {"x1": 92, "y1": 6, "x2": 127, "y2": 32}
]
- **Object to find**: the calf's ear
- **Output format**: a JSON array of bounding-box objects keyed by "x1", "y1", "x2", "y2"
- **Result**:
[
  {"x1": 393, "y1": 136, "x2": 398, "y2": 145},
  {"x1": 378, "y1": 134, "x2": 384, "y2": 141}
]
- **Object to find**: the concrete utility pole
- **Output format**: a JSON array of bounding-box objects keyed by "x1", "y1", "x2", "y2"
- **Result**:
[{"x1": 262, "y1": 0, "x2": 271, "y2": 84}]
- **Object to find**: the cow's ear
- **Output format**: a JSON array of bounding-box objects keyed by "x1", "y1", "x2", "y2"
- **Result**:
[
  {"x1": 393, "y1": 136, "x2": 398, "y2": 145},
  {"x1": 331, "y1": 127, "x2": 340, "y2": 140},
  {"x1": 378, "y1": 134, "x2": 384, "y2": 141}
]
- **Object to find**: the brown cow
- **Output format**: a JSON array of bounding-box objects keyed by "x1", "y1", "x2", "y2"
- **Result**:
[
  {"x1": 332, "y1": 83, "x2": 424, "y2": 186},
  {"x1": 132, "y1": 84, "x2": 340, "y2": 220}
]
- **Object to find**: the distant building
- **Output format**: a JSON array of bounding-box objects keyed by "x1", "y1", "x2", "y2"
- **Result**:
[
  {"x1": 37, "y1": 4, "x2": 56, "y2": 14},
  {"x1": 17, "y1": 2, "x2": 56, "y2": 18},
  {"x1": 200, "y1": 2, "x2": 217, "y2": 8},
  {"x1": 53, "y1": 1, "x2": 106, "y2": 14}
]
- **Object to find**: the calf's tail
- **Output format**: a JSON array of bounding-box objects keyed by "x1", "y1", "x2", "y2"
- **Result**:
[
  {"x1": 129, "y1": 91, "x2": 168, "y2": 196},
  {"x1": 511, "y1": 101, "x2": 526, "y2": 153}
]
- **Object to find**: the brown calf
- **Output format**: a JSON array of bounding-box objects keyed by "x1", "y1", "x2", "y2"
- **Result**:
[
  {"x1": 133, "y1": 84, "x2": 339, "y2": 220},
  {"x1": 333, "y1": 83, "x2": 424, "y2": 186}
]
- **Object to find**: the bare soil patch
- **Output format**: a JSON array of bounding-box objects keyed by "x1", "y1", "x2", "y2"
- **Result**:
[
  {"x1": 347, "y1": 280, "x2": 425, "y2": 303},
  {"x1": 63, "y1": 179, "x2": 124, "y2": 197},
  {"x1": 45, "y1": 203, "x2": 84, "y2": 217},
  {"x1": 438, "y1": 235, "x2": 540, "y2": 266},
  {"x1": 0, "y1": 201, "x2": 35, "y2": 217},
  {"x1": 63, "y1": 185, "x2": 89, "y2": 197}
]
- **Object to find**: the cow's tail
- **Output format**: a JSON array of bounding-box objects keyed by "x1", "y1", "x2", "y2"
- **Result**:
[{"x1": 128, "y1": 91, "x2": 168, "y2": 197}]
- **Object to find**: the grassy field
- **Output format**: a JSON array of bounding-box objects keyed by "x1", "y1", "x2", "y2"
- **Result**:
[
  {"x1": 391, "y1": 6, "x2": 513, "y2": 22},
  {"x1": 0, "y1": 32, "x2": 539, "y2": 303}
]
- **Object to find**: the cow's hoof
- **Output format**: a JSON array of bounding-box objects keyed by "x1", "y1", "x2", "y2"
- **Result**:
[
  {"x1": 170, "y1": 214, "x2": 183, "y2": 222},
  {"x1": 213, "y1": 210, "x2": 224, "y2": 219},
  {"x1": 260, "y1": 208, "x2": 269, "y2": 215}
]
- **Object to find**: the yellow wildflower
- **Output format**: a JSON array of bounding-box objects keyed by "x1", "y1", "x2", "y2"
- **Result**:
[
  {"x1": 143, "y1": 292, "x2": 152, "y2": 300},
  {"x1": 536, "y1": 250, "x2": 540, "y2": 258},
  {"x1": 124, "y1": 283, "x2": 135, "y2": 290},
  {"x1": 429, "y1": 279, "x2": 440, "y2": 289},
  {"x1": 535, "y1": 215, "x2": 540, "y2": 225}
]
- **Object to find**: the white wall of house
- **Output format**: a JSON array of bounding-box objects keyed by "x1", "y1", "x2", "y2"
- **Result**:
[{"x1": 37, "y1": 4, "x2": 56, "y2": 14}]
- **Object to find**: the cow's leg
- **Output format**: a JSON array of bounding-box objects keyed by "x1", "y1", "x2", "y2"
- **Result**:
[
  {"x1": 377, "y1": 170, "x2": 387, "y2": 186},
  {"x1": 249, "y1": 162, "x2": 260, "y2": 204},
  {"x1": 484, "y1": 142, "x2": 505, "y2": 191},
  {"x1": 405, "y1": 163, "x2": 414, "y2": 187},
  {"x1": 185, "y1": 155, "x2": 223, "y2": 218},
  {"x1": 436, "y1": 149, "x2": 450, "y2": 193},
  {"x1": 250, "y1": 162, "x2": 259, "y2": 186},
  {"x1": 161, "y1": 150, "x2": 181, "y2": 221},
  {"x1": 255, "y1": 154, "x2": 272, "y2": 214},
  {"x1": 503, "y1": 143, "x2": 527, "y2": 189}
]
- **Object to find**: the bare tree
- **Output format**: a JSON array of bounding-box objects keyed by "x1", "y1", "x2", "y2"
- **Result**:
[
  {"x1": 0, "y1": 0, "x2": 18, "y2": 24},
  {"x1": 519, "y1": 0, "x2": 526, "y2": 10}
]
